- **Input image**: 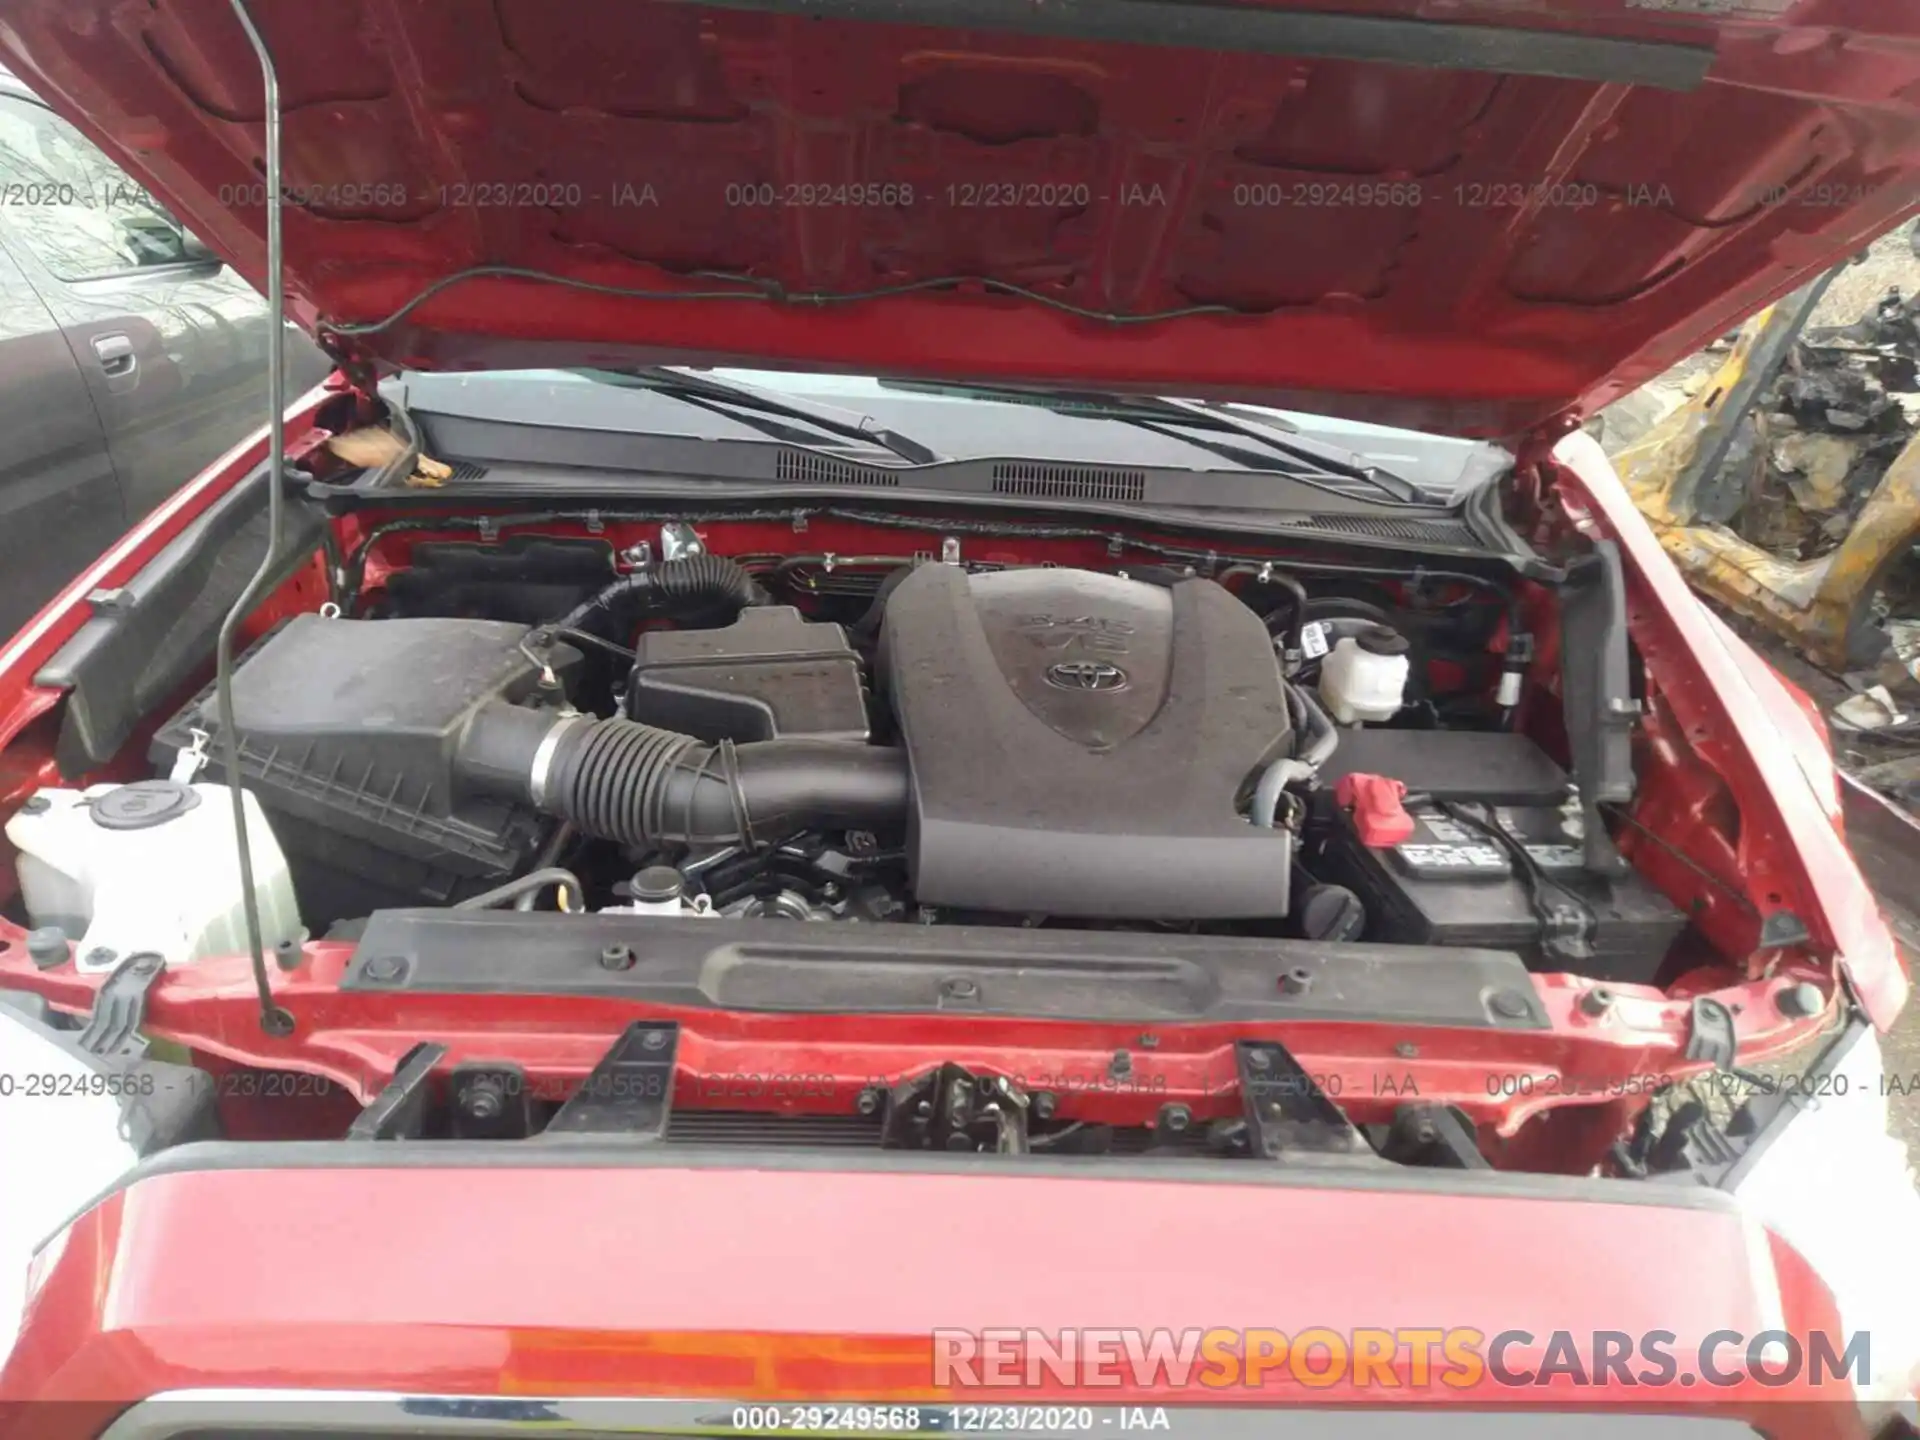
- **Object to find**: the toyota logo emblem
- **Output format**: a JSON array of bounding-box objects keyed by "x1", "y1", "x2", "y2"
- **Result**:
[{"x1": 1045, "y1": 660, "x2": 1129, "y2": 692}]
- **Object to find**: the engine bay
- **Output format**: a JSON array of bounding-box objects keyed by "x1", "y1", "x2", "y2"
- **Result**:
[
  {"x1": 0, "y1": 493, "x2": 1860, "y2": 1178},
  {"x1": 71, "y1": 518, "x2": 1686, "y2": 987}
]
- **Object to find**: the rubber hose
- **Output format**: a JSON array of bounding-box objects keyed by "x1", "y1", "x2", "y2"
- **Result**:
[
  {"x1": 558, "y1": 553, "x2": 759, "y2": 635},
  {"x1": 1251, "y1": 758, "x2": 1314, "y2": 829},
  {"x1": 1220, "y1": 564, "x2": 1309, "y2": 651},
  {"x1": 1290, "y1": 682, "x2": 1339, "y2": 770},
  {"x1": 852, "y1": 563, "x2": 920, "y2": 642},
  {"x1": 1253, "y1": 683, "x2": 1338, "y2": 827},
  {"x1": 459, "y1": 702, "x2": 909, "y2": 848},
  {"x1": 1305, "y1": 596, "x2": 1393, "y2": 626}
]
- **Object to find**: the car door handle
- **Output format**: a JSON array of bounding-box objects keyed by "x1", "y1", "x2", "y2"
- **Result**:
[{"x1": 91, "y1": 332, "x2": 136, "y2": 377}]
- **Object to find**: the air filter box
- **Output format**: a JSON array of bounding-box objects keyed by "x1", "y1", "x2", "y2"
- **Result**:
[{"x1": 152, "y1": 615, "x2": 574, "y2": 926}]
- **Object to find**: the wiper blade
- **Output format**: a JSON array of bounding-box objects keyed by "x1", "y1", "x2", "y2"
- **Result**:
[
  {"x1": 876, "y1": 378, "x2": 1433, "y2": 503},
  {"x1": 590, "y1": 367, "x2": 941, "y2": 465}
]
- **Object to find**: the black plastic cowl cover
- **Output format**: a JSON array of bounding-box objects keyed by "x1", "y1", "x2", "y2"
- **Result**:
[{"x1": 879, "y1": 566, "x2": 1294, "y2": 919}]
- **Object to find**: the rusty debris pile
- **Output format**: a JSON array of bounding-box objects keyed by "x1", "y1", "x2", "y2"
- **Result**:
[
  {"x1": 1737, "y1": 288, "x2": 1920, "y2": 564},
  {"x1": 1755, "y1": 289, "x2": 1920, "y2": 783},
  {"x1": 1611, "y1": 266, "x2": 1920, "y2": 822}
]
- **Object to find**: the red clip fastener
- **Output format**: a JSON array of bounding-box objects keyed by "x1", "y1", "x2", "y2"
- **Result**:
[{"x1": 1334, "y1": 773, "x2": 1414, "y2": 847}]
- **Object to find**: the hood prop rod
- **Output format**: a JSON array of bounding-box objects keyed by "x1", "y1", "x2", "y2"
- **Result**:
[{"x1": 214, "y1": 0, "x2": 294, "y2": 1037}]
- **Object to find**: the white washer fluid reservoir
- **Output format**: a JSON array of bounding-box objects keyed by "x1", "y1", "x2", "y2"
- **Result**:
[
  {"x1": 6, "y1": 780, "x2": 301, "y2": 973},
  {"x1": 1316, "y1": 623, "x2": 1412, "y2": 725}
]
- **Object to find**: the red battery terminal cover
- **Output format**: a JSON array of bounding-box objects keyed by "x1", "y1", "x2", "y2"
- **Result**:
[{"x1": 1333, "y1": 772, "x2": 1415, "y2": 847}]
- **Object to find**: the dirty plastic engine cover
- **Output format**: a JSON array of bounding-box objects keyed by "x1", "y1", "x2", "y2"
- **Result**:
[{"x1": 880, "y1": 565, "x2": 1293, "y2": 918}]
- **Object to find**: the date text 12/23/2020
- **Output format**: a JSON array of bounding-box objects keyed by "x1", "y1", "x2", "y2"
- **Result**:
[{"x1": 721, "y1": 1406, "x2": 1169, "y2": 1435}]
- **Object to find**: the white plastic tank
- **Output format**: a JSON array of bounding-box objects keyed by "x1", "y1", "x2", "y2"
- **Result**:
[
  {"x1": 7, "y1": 781, "x2": 302, "y2": 973},
  {"x1": 1316, "y1": 624, "x2": 1411, "y2": 725}
]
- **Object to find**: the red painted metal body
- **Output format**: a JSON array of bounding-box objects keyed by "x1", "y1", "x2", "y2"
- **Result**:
[
  {"x1": 0, "y1": 1160, "x2": 1863, "y2": 1434},
  {"x1": 1549, "y1": 430, "x2": 1906, "y2": 1026},
  {"x1": 4, "y1": 2, "x2": 1920, "y2": 437}
]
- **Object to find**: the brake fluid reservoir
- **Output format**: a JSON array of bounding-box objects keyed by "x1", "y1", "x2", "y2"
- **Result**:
[
  {"x1": 6, "y1": 781, "x2": 301, "y2": 973},
  {"x1": 1317, "y1": 624, "x2": 1411, "y2": 725}
]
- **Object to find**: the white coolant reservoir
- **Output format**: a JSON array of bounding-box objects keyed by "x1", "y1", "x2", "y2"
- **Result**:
[
  {"x1": 6, "y1": 781, "x2": 301, "y2": 973},
  {"x1": 1316, "y1": 624, "x2": 1411, "y2": 725}
]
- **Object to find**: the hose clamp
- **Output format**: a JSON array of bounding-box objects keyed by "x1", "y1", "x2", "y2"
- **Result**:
[{"x1": 529, "y1": 713, "x2": 587, "y2": 809}]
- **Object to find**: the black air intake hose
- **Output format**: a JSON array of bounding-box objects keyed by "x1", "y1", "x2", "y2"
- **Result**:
[
  {"x1": 558, "y1": 553, "x2": 760, "y2": 636},
  {"x1": 459, "y1": 702, "x2": 908, "y2": 847}
]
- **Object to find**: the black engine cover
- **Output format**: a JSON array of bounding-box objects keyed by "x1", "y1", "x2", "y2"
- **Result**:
[{"x1": 880, "y1": 565, "x2": 1293, "y2": 918}]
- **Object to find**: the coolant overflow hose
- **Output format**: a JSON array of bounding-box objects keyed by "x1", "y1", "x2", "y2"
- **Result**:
[{"x1": 458, "y1": 701, "x2": 909, "y2": 848}]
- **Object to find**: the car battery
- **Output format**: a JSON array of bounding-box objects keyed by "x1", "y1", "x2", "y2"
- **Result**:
[{"x1": 1308, "y1": 796, "x2": 1688, "y2": 984}]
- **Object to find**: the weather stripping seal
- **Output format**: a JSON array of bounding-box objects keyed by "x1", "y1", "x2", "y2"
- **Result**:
[{"x1": 654, "y1": 0, "x2": 1713, "y2": 89}]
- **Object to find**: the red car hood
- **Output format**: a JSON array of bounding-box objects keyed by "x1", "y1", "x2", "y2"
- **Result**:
[
  {"x1": 0, "y1": 1153, "x2": 1863, "y2": 1420},
  {"x1": 4, "y1": 0, "x2": 1920, "y2": 436}
]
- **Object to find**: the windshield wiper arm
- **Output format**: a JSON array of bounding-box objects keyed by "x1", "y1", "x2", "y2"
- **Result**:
[
  {"x1": 592, "y1": 367, "x2": 941, "y2": 465},
  {"x1": 875, "y1": 379, "x2": 1432, "y2": 502}
]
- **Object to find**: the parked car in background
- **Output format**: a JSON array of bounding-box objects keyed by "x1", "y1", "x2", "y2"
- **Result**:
[{"x1": 0, "y1": 67, "x2": 327, "y2": 633}]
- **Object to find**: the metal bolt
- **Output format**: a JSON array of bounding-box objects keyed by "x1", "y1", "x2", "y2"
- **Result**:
[
  {"x1": 1280, "y1": 966, "x2": 1313, "y2": 995},
  {"x1": 1247, "y1": 1048, "x2": 1272, "y2": 1072},
  {"x1": 940, "y1": 976, "x2": 978, "y2": 1000},
  {"x1": 1394, "y1": 1041, "x2": 1419, "y2": 1059},
  {"x1": 85, "y1": 947, "x2": 117, "y2": 969},
  {"x1": 1157, "y1": 1103, "x2": 1192, "y2": 1133},
  {"x1": 1032, "y1": 1090, "x2": 1058, "y2": 1121},
  {"x1": 1579, "y1": 986, "x2": 1615, "y2": 1017},
  {"x1": 1489, "y1": 989, "x2": 1532, "y2": 1020},
  {"x1": 462, "y1": 1082, "x2": 503, "y2": 1120},
  {"x1": 361, "y1": 954, "x2": 406, "y2": 983},
  {"x1": 19, "y1": 795, "x2": 49, "y2": 814},
  {"x1": 641, "y1": 1028, "x2": 668, "y2": 1050},
  {"x1": 599, "y1": 944, "x2": 636, "y2": 971},
  {"x1": 1138, "y1": 1032, "x2": 1160, "y2": 1049},
  {"x1": 1777, "y1": 982, "x2": 1824, "y2": 1018},
  {"x1": 25, "y1": 927, "x2": 67, "y2": 970},
  {"x1": 1109, "y1": 1049, "x2": 1133, "y2": 1080},
  {"x1": 856, "y1": 1087, "x2": 882, "y2": 1116}
]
